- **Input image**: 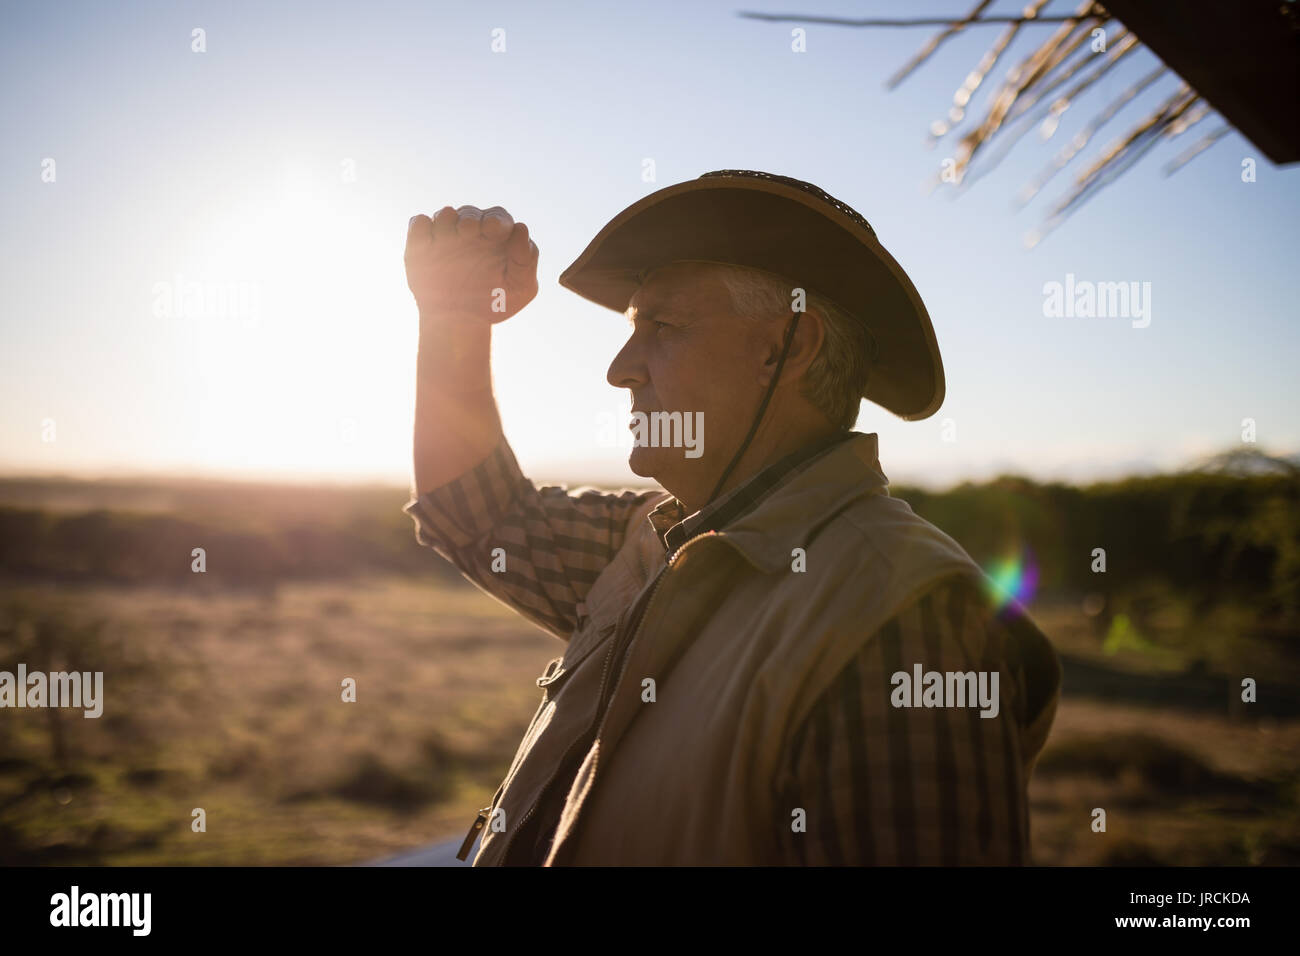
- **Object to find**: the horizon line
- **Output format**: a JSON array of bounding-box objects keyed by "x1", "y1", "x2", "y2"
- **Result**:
[{"x1": 0, "y1": 444, "x2": 1294, "y2": 494}]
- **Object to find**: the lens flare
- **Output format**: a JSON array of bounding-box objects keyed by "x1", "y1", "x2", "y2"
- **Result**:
[{"x1": 984, "y1": 547, "x2": 1039, "y2": 614}]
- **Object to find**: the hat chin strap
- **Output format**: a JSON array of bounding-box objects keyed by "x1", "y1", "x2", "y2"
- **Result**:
[{"x1": 703, "y1": 311, "x2": 802, "y2": 507}]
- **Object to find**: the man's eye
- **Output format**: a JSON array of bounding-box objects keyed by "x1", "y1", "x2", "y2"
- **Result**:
[{"x1": 633, "y1": 317, "x2": 670, "y2": 334}]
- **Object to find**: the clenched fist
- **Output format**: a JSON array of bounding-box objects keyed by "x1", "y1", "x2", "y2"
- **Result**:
[{"x1": 404, "y1": 205, "x2": 539, "y2": 324}]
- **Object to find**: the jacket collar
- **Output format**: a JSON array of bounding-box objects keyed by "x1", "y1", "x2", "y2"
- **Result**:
[{"x1": 646, "y1": 430, "x2": 891, "y2": 573}]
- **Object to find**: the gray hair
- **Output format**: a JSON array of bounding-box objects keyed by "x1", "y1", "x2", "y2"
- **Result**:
[{"x1": 710, "y1": 262, "x2": 873, "y2": 430}]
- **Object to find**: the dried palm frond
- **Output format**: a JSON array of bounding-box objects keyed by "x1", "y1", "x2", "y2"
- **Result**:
[
  {"x1": 1026, "y1": 86, "x2": 1201, "y2": 247},
  {"x1": 887, "y1": 0, "x2": 997, "y2": 89},
  {"x1": 924, "y1": 0, "x2": 1054, "y2": 143},
  {"x1": 959, "y1": 28, "x2": 1138, "y2": 192},
  {"x1": 1163, "y1": 124, "x2": 1233, "y2": 175},
  {"x1": 736, "y1": 0, "x2": 1242, "y2": 246},
  {"x1": 948, "y1": 0, "x2": 1109, "y2": 182},
  {"x1": 1014, "y1": 63, "x2": 1167, "y2": 207},
  {"x1": 738, "y1": 9, "x2": 1102, "y2": 28},
  {"x1": 1003, "y1": 28, "x2": 1130, "y2": 127}
]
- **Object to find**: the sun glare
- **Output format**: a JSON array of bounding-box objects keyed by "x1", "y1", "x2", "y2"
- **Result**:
[{"x1": 171, "y1": 159, "x2": 410, "y2": 480}]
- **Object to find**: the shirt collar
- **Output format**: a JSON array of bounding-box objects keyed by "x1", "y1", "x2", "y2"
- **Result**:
[{"x1": 648, "y1": 428, "x2": 859, "y2": 558}]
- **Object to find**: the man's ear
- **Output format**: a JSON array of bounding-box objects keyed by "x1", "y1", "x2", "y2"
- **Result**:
[{"x1": 760, "y1": 307, "x2": 825, "y2": 387}]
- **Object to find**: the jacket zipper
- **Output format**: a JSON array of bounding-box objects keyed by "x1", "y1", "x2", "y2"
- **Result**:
[
  {"x1": 495, "y1": 599, "x2": 647, "y2": 864},
  {"x1": 542, "y1": 539, "x2": 708, "y2": 865},
  {"x1": 496, "y1": 549, "x2": 684, "y2": 866},
  {"x1": 456, "y1": 775, "x2": 508, "y2": 861},
  {"x1": 458, "y1": 642, "x2": 614, "y2": 865},
  {"x1": 492, "y1": 636, "x2": 618, "y2": 866},
  {"x1": 477, "y1": 533, "x2": 709, "y2": 866},
  {"x1": 455, "y1": 804, "x2": 493, "y2": 861},
  {"x1": 455, "y1": 651, "x2": 572, "y2": 861}
]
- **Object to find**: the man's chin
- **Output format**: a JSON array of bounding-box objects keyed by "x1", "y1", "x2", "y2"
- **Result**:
[{"x1": 628, "y1": 444, "x2": 671, "y2": 481}]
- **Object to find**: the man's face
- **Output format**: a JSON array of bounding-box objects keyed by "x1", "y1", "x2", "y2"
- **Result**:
[{"x1": 606, "y1": 262, "x2": 768, "y2": 498}]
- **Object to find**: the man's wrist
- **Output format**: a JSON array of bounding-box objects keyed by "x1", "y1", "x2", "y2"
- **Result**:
[
  {"x1": 417, "y1": 332, "x2": 491, "y2": 390},
  {"x1": 418, "y1": 306, "x2": 486, "y2": 328}
]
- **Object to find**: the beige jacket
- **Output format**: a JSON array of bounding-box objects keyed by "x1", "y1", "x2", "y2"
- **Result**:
[{"x1": 428, "y1": 433, "x2": 1061, "y2": 865}]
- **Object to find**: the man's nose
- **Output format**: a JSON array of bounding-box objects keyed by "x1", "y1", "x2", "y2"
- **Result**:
[{"x1": 606, "y1": 331, "x2": 648, "y2": 390}]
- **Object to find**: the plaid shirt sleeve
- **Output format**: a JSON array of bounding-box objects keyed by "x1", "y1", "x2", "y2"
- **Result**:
[
  {"x1": 402, "y1": 434, "x2": 667, "y2": 641},
  {"x1": 774, "y1": 573, "x2": 1061, "y2": 865}
]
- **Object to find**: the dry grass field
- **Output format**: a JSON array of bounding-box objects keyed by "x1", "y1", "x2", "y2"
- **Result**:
[
  {"x1": 1, "y1": 470, "x2": 1297, "y2": 865},
  {"x1": 0, "y1": 575, "x2": 556, "y2": 865}
]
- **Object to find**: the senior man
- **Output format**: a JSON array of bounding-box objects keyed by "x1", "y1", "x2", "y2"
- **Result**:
[{"x1": 402, "y1": 170, "x2": 1062, "y2": 866}]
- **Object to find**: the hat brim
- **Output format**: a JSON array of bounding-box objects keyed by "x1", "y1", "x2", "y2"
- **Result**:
[{"x1": 557, "y1": 175, "x2": 944, "y2": 421}]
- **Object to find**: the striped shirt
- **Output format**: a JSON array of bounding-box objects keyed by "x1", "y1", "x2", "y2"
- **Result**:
[
  {"x1": 404, "y1": 432, "x2": 1058, "y2": 865},
  {"x1": 776, "y1": 574, "x2": 1058, "y2": 865}
]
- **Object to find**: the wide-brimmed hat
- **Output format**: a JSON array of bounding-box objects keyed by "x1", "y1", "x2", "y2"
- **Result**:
[{"x1": 557, "y1": 169, "x2": 944, "y2": 421}]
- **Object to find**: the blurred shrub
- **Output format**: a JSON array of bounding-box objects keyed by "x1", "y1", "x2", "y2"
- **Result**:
[
  {"x1": 0, "y1": 464, "x2": 1294, "y2": 623},
  {"x1": 895, "y1": 466, "x2": 1300, "y2": 622}
]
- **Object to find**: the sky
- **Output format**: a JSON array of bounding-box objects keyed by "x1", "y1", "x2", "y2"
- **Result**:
[{"x1": 1, "y1": 0, "x2": 1297, "y2": 492}]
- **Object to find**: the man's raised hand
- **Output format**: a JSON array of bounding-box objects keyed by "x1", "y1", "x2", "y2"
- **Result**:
[{"x1": 405, "y1": 205, "x2": 539, "y2": 324}]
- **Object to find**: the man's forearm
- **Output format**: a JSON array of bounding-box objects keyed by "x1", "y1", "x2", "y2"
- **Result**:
[{"x1": 413, "y1": 310, "x2": 504, "y2": 496}]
